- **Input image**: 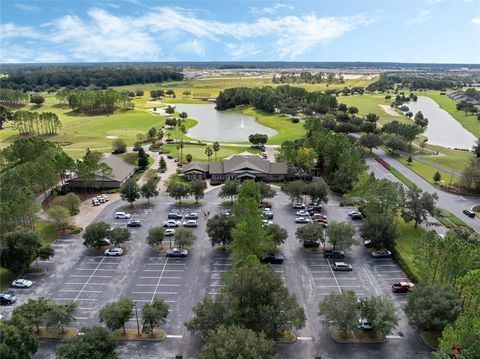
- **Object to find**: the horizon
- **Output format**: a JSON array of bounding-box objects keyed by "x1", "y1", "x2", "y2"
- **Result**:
[{"x1": 1, "y1": 0, "x2": 479, "y2": 64}]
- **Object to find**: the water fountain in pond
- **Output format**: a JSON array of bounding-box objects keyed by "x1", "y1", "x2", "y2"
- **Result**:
[{"x1": 240, "y1": 118, "x2": 245, "y2": 128}]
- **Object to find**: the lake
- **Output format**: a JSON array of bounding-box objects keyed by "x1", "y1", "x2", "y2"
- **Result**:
[
  {"x1": 405, "y1": 96, "x2": 476, "y2": 150},
  {"x1": 173, "y1": 103, "x2": 277, "y2": 142}
]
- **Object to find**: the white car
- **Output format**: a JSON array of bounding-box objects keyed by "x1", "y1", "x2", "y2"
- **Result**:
[
  {"x1": 104, "y1": 247, "x2": 124, "y2": 256},
  {"x1": 163, "y1": 220, "x2": 180, "y2": 228},
  {"x1": 262, "y1": 219, "x2": 273, "y2": 226},
  {"x1": 114, "y1": 212, "x2": 131, "y2": 219},
  {"x1": 348, "y1": 210, "x2": 361, "y2": 217},
  {"x1": 164, "y1": 229, "x2": 175, "y2": 236},
  {"x1": 183, "y1": 220, "x2": 198, "y2": 228},
  {"x1": 295, "y1": 217, "x2": 311, "y2": 224},
  {"x1": 296, "y1": 210, "x2": 309, "y2": 217},
  {"x1": 11, "y1": 279, "x2": 33, "y2": 288}
]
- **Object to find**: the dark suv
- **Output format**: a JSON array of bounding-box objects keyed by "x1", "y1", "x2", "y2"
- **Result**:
[
  {"x1": 168, "y1": 212, "x2": 183, "y2": 220},
  {"x1": 260, "y1": 253, "x2": 284, "y2": 264},
  {"x1": 303, "y1": 240, "x2": 320, "y2": 248},
  {"x1": 463, "y1": 209, "x2": 475, "y2": 218},
  {"x1": 324, "y1": 250, "x2": 345, "y2": 259}
]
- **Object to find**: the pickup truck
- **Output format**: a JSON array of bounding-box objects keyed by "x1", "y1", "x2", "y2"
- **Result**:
[{"x1": 392, "y1": 282, "x2": 415, "y2": 293}]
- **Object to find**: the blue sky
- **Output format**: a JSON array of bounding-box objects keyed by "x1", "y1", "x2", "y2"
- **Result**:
[{"x1": 1, "y1": 0, "x2": 479, "y2": 63}]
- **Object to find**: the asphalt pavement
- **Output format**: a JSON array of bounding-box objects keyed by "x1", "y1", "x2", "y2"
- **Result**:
[{"x1": 1, "y1": 186, "x2": 432, "y2": 358}]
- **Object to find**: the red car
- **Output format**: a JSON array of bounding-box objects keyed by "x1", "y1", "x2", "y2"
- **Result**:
[{"x1": 392, "y1": 282, "x2": 415, "y2": 293}]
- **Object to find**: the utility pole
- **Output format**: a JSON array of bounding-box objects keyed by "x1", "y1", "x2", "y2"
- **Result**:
[{"x1": 134, "y1": 301, "x2": 140, "y2": 336}]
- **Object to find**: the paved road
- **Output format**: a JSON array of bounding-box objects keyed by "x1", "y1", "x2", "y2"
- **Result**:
[
  {"x1": 372, "y1": 148, "x2": 479, "y2": 233},
  {"x1": 3, "y1": 186, "x2": 431, "y2": 358}
]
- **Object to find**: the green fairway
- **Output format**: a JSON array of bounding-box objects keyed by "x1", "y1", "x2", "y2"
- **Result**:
[
  {"x1": 418, "y1": 145, "x2": 473, "y2": 174},
  {"x1": 241, "y1": 107, "x2": 306, "y2": 145},
  {"x1": 397, "y1": 153, "x2": 461, "y2": 185},
  {"x1": 424, "y1": 91, "x2": 480, "y2": 137},
  {"x1": 163, "y1": 143, "x2": 261, "y2": 162},
  {"x1": 339, "y1": 94, "x2": 412, "y2": 126}
]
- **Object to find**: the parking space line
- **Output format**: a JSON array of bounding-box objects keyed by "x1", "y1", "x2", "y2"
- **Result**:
[
  {"x1": 76, "y1": 268, "x2": 116, "y2": 271},
  {"x1": 378, "y1": 271, "x2": 404, "y2": 273},
  {"x1": 65, "y1": 282, "x2": 104, "y2": 285},
  {"x1": 134, "y1": 299, "x2": 176, "y2": 303},
  {"x1": 136, "y1": 284, "x2": 180, "y2": 287},
  {"x1": 143, "y1": 269, "x2": 184, "y2": 272},
  {"x1": 74, "y1": 257, "x2": 108, "y2": 302},
  {"x1": 53, "y1": 298, "x2": 97, "y2": 302},
  {"x1": 144, "y1": 263, "x2": 185, "y2": 266},
  {"x1": 308, "y1": 264, "x2": 331, "y2": 267},
  {"x1": 326, "y1": 262, "x2": 342, "y2": 293},
  {"x1": 71, "y1": 275, "x2": 111, "y2": 278},
  {"x1": 78, "y1": 307, "x2": 94, "y2": 310},
  {"x1": 139, "y1": 276, "x2": 182, "y2": 279},
  {"x1": 374, "y1": 264, "x2": 398, "y2": 267},
  {"x1": 211, "y1": 270, "x2": 228, "y2": 273},
  {"x1": 60, "y1": 289, "x2": 102, "y2": 293},
  {"x1": 381, "y1": 277, "x2": 408, "y2": 281}
]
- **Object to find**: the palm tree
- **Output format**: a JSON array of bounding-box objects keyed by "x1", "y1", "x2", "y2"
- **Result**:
[
  {"x1": 212, "y1": 141, "x2": 220, "y2": 161},
  {"x1": 205, "y1": 146, "x2": 213, "y2": 162}
]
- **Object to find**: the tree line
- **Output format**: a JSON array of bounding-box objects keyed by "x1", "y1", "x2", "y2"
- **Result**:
[
  {"x1": 272, "y1": 72, "x2": 344, "y2": 84},
  {"x1": 0, "y1": 88, "x2": 30, "y2": 106},
  {"x1": 215, "y1": 85, "x2": 338, "y2": 115},
  {"x1": 0, "y1": 65, "x2": 184, "y2": 91},
  {"x1": 366, "y1": 72, "x2": 467, "y2": 91},
  {"x1": 56, "y1": 89, "x2": 133, "y2": 114},
  {"x1": 9, "y1": 110, "x2": 62, "y2": 136},
  {"x1": 0, "y1": 138, "x2": 74, "y2": 232}
]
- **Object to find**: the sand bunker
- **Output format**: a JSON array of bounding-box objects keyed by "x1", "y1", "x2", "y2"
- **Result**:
[{"x1": 378, "y1": 104, "x2": 400, "y2": 117}]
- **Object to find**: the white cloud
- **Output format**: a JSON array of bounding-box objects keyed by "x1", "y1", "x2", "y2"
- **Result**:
[
  {"x1": 472, "y1": 16, "x2": 480, "y2": 25},
  {"x1": 250, "y1": 3, "x2": 294, "y2": 16},
  {"x1": 405, "y1": 9, "x2": 431, "y2": 26},
  {"x1": 226, "y1": 43, "x2": 261, "y2": 58},
  {"x1": 1, "y1": 23, "x2": 38, "y2": 39},
  {"x1": 177, "y1": 39, "x2": 205, "y2": 57},
  {"x1": 0, "y1": 7, "x2": 374, "y2": 62},
  {"x1": 14, "y1": 3, "x2": 40, "y2": 12}
]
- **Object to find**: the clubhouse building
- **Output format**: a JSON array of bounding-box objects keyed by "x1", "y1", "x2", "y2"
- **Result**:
[{"x1": 183, "y1": 152, "x2": 288, "y2": 184}]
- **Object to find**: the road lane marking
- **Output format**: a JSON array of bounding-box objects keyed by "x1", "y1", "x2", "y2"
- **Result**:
[
  {"x1": 166, "y1": 334, "x2": 183, "y2": 338},
  {"x1": 297, "y1": 337, "x2": 314, "y2": 341}
]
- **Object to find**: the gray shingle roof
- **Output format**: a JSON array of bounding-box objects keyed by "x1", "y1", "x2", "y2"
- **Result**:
[
  {"x1": 183, "y1": 162, "x2": 209, "y2": 173},
  {"x1": 101, "y1": 154, "x2": 136, "y2": 182}
]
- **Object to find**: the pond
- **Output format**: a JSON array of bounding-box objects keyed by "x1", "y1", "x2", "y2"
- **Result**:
[
  {"x1": 173, "y1": 103, "x2": 277, "y2": 142},
  {"x1": 404, "y1": 96, "x2": 476, "y2": 150}
]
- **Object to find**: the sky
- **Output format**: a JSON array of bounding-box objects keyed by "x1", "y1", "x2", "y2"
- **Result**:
[{"x1": 1, "y1": 0, "x2": 479, "y2": 64}]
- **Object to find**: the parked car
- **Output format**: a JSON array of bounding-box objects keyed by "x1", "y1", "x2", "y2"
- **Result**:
[
  {"x1": 0, "y1": 292, "x2": 17, "y2": 305},
  {"x1": 463, "y1": 209, "x2": 475, "y2": 218},
  {"x1": 97, "y1": 196, "x2": 106, "y2": 204},
  {"x1": 100, "y1": 194, "x2": 109, "y2": 202},
  {"x1": 347, "y1": 210, "x2": 361, "y2": 217},
  {"x1": 11, "y1": 279, "x2": 33, "y2": 288},
  {"x1": 308, "y1": 204, "x2": 323, "y2": 213},
  {"x1": 168, "y1": 212, "x2": 183, "y2": 220},
  {"x1": 183, "y1": 220, "x2": 198, "y2": 228},
  {"x1": 164, "y1": 229, "x2": 175, "y2": 236},
  {"x1": 114, "y1": 212, "x2": 131, "y2": 219},
  {"x1": 260, "y1": 253, "x2": 284, "y2": 264},
  {"x1": 166, "y1": 248, "x2": 188, "y2": 257},
  {"x1": 126, "y1": 220, "x2": 141, "y2": 227},
  {"x1": 312, "y1": 213, "x2": 327, "y2": 223},
  {"x1": 371, "y1": 249, "x2": 392, "y2": 258},
  {"x1": 163, "y1": 220, "x2": 180, "y2": 228},
  {"x1": 104, "y1": 247, "x2": 124, "y2": 256},
  {"x1": 303, "y1": 240, "x2": 320, "y2": 248},
  {"x1": 184, "y1": 212, "x2": 199, "y2": 220},
  {"x1": 295, "y1": 217, "x2": 311, "y2": 224},
  {"x1": 262, "y1": 219, "x2": 274, "y2": 226},
  {"x1": 363, "y1": 239, "x2": 375, "y2": 248},
  {"x1": 92, "y1": 199, "x2": 100, "y2": 206},
  {"x1": 324, "y1": 250, "x2": 345, "y2": 259},
  {"x1": 333, "y1": 262, "x2": 352, "y2": 271},
  {"x1": 392, "y1": 282, "x2": 415, "y2": 293},
  {"x1": 296, "y1": 210, "x2": 309, "y2": 217},
  {"x1": 263, "y1": 211, "x2": 274, "y2": 219},
  {"x1": 351, "y1": 213, "x2": 363, "y2": 220},
  {"x1": 260, "y1": 153, "x2": 267, "y2": 159},
  {"x1": 358, "y1": 319, "x2": 373, "y2": 331},
  {"x1": 167, "y1": 154, "x2": 174, "y2": 159},
  {"x1": 292, "y1": 203, "x2": 305, "y2": 209}
]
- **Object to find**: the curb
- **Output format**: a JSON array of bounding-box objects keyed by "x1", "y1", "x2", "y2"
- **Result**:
[{"x1": 331, "y1": 331, "x2": 386, "y2": 344}]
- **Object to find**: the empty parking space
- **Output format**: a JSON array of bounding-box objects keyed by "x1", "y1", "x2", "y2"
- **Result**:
[{"x1": 51, "y1": 256, "x2": 122, "y2": 321}]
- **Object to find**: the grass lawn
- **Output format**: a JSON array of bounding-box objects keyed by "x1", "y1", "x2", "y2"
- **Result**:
[
  {"x1": 388, "y1": 167, "x2": 419, "y2": 191},
  {"x1": 114, "y1": 77, "x2": 376, "y2": 99},
  {"x1": 397, "y1": 155, "x2": 461, "y2": 185},
  {"x1": 423, "y1": 91, "x2": 480, "y2": 137},
  {"x1": 394, "y1": 218, "x2": 426, "y2": 282},
  {"x1": 242, "y1": 107, "x2": 306, "y2": 145},
  {"x1": 339, "y1": 94, "x2": 412, "y2": 126},
  {"x1": 418, "y1": 144, "x2": 473, "y2": 174},
  {"x1": 163, "y1": 143, "x2": 260, "y2": 162},
  {"x1": 0, "y1": 268, "x2": 17, "y2": 291}
]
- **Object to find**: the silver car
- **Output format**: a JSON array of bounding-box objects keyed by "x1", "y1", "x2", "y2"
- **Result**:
[
  {"x1": 183, "y1": 220, "x2": 198, "y2": 228},
  {"x1": 333, "y1": 262, "x2": 352, "y2": 271},
  {"x1": 11, "y1": 279, "x2": 33, "y2": 288},
  {"x1": 163, "y1": 220, "x2": 180, "y2": 228},
  {"x1": 164, "y1": 229, "x2": 175, "y2": 236}
]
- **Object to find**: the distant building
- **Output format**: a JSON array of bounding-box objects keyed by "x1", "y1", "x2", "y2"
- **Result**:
[
  {"x1": 183, "y1": 152, "x2": 289, "y2": 185},
  {"x1": 67, "y1": 154, "x2": 136, "y2": 189}
]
